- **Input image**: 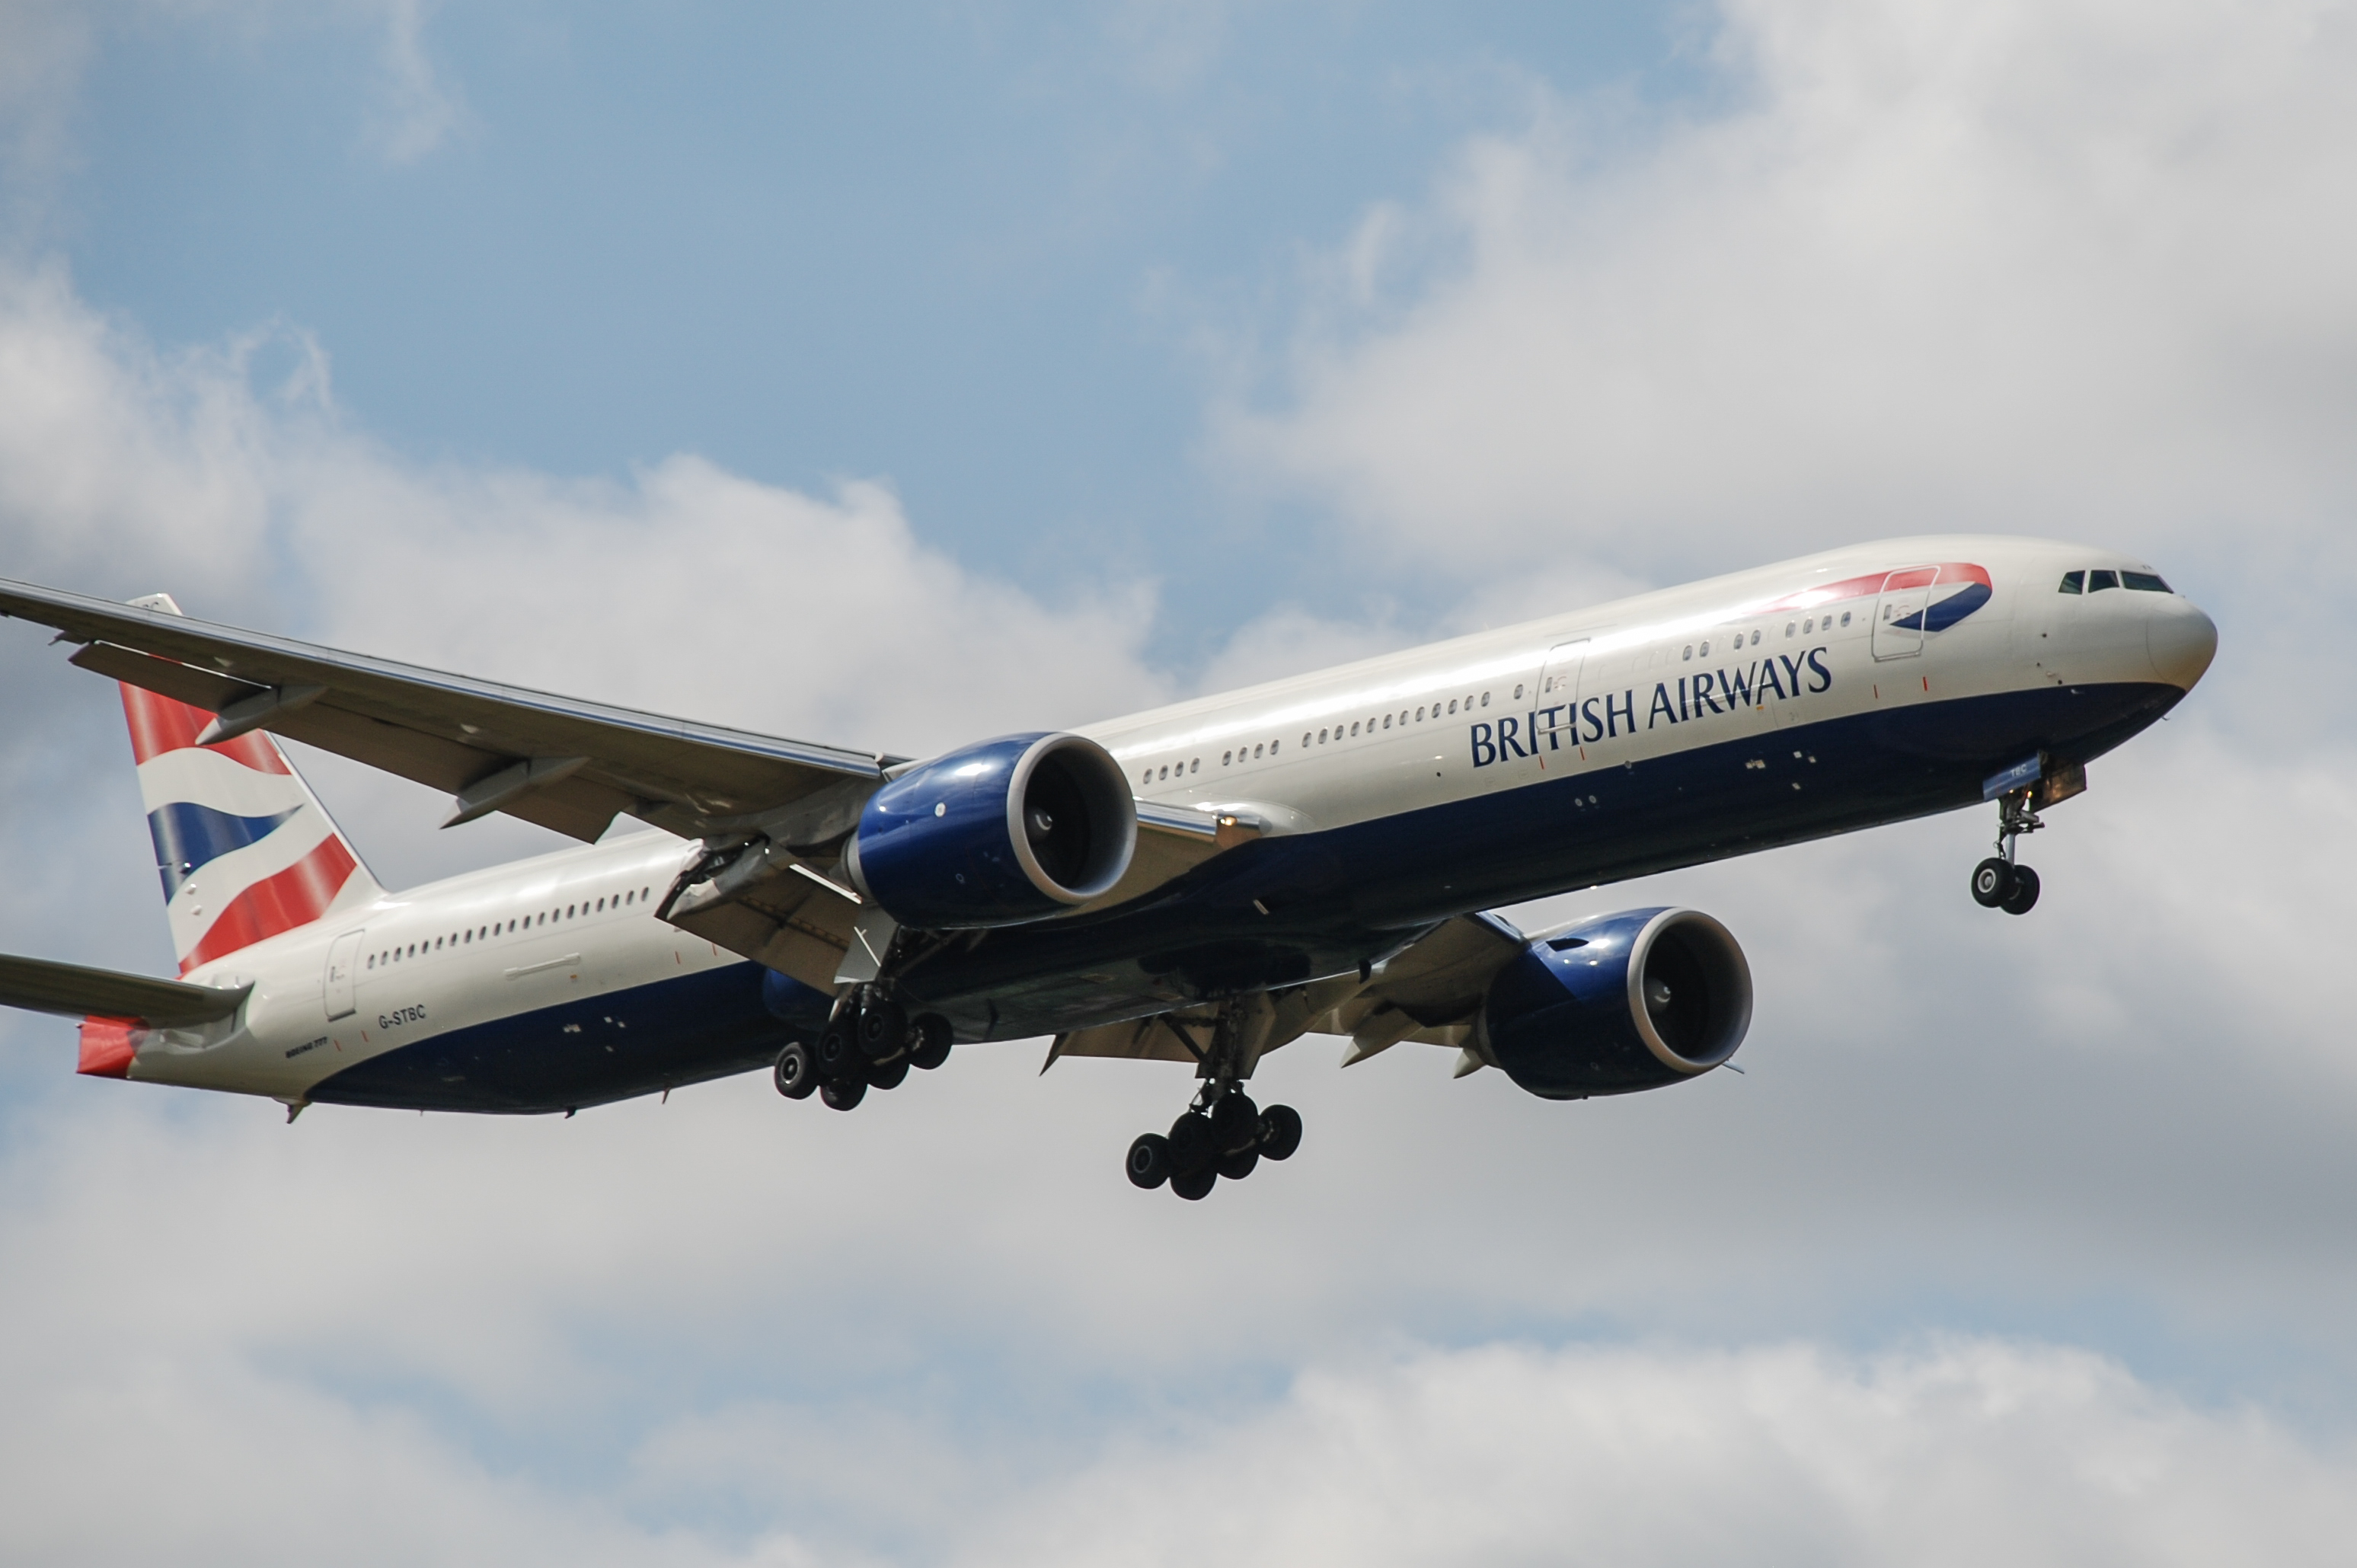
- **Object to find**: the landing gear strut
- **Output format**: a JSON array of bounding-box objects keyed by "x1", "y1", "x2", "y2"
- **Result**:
[
  {"x1": 773, "y1": 985, "x2": 952, "y2": 1110},
  {"x1": 1123, "y1": 1001, "x2": 1302, "y2": 1200},
  {"x1": 1970, "y1": 787, "x2": 2043, "y2": 916}
]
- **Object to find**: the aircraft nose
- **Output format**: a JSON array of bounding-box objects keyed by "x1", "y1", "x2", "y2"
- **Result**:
[{"x1": 2146, "y1": 593, "x2": 2219, "y2": 690}]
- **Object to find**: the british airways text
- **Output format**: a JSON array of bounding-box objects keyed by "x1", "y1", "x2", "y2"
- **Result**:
[{"x1": 1470, "y1": 646, "x2": 1835, "y2": 766}]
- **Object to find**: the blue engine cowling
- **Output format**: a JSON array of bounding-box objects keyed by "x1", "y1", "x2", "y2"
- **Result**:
[
  {"x1": 843, "y1": 732, "x2": 1137, "y2": 929},
  {"x1": 1480, "y1": 907, "x2": 1753, "y2": 1099}
]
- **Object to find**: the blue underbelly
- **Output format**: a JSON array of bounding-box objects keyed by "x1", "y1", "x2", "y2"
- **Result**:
[{"x1": 307, "y1": 962, "x2": 795, "y2": 1114}]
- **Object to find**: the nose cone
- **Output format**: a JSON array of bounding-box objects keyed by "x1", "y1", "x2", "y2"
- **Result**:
[{"x1": 2146, "y1": 595, "x2": 2219, "y2": 690}]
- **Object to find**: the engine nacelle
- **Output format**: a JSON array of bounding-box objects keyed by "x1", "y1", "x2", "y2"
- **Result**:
[
  {"x1": 1480, "y1": 907, "x2": 1753, "y2": 1099},
  {"x1": 844, "y1": 732, "x2": 1136, "y2": 929}
]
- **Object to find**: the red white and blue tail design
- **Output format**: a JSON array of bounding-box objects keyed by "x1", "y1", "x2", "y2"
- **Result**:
[{"x1": 118, "y1": 595, "x2": 382, "y2": 975}]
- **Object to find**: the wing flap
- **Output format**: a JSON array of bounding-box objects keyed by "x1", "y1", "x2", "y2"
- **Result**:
[{"x1": 0, "y1": 953, "x2": 248, "y2": 1027}]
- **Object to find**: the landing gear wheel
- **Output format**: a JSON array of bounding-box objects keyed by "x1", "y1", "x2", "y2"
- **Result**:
[
  {"x1": 1210, "y1": 1091, "x2": 1260, "y2": 1155},
  {"x1": 772, "y1": 1041, "x2": 819, "y2": 1100},
  {"x1": 2000, "y1": 864, "x2": 2041, "y2": 915},
  {"x1": 1167, "y1": 1112, "x2": 1217, "y2": 1177},
  {"x1": 858, "y1": 995, "x2": 908, "y2": 1061},
  {"x1": 908, "y1": 1014, "x2": 953, "y2": 1071},
  {"x1": 1216, "y1": 1147, "x2": 1260, "y2": 1180},
  {"x1": 1971, "y1": 857, "x2": 2012, "y2": 908},
  {"x1": 866, "y1": 1056, "x2": 909, "y2": 1091},
  {"x1": 1126, "y1": 1133, "x2": 1174, "y2": 1190},
  {"x1": 1170, "y1": 1166, "x2": 1216, "y2": 1201},
  {"x1": 816, "y1": 1019, "x2": 861, "y2": 1081},
  {"x1": 1257, "y1": 1104, "x2": 1303, "y2": 1161},
  {"x1": 819, "y1": 1078, "x2": 867, "y2": 1112}
]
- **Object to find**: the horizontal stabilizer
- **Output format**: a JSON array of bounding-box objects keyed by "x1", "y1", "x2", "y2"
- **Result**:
[{"x1": 0, "y1": 953, "x2": 249, "y2": 1027}]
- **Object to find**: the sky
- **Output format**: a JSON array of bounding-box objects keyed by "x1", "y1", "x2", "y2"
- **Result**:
[{"x1": 1, "y1": 2, "x2": 2354, "y2": 1563}]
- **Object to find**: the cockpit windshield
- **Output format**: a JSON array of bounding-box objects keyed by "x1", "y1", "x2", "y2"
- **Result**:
[{"x1": 2061, "y1": 567, "x2": 2172, "y2": 594}]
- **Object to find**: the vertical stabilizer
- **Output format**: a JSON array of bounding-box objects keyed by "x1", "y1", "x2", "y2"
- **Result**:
[{"x1": 117, "y1": 593, "x2": 384, "y2": 974}]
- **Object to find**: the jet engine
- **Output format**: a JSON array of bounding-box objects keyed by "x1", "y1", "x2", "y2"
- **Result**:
[
  {"x1": 843, "y1": 732, "x2": 1136, "y2": 929},
  {"x1": 1479, "y1": 907, "x2": 1752, "y2": 1098}
]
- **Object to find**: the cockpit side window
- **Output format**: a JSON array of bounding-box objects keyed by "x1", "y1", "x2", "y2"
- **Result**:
[
  {"x1": 2122, "y1": 570, "x2": 2170, "y2": 592},
  {"x1": 2058, "y1": 571, "x2": 2084, "y2": 594},
  {"x1": 2087, "y1": 569, "x2": 2120, "y2": 592}
]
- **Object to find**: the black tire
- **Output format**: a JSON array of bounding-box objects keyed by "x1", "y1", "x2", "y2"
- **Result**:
[
  {"x1": 1217, "y1": 1147, "x2": 1260, "y2": 1181},
  {"x1": 908, "y1": 1014, "x2": 953, "y2": 1071},
  {"x1": 772, "y1": 1040, "x2": 819, "y2": 1100},
  {"x1": 1170, "y1": 1165, "x2": 1216, "y2": 1201},
  {"x1": 819, "y1": 1078, "x2": 867, "y2": 1112},
  {"x1": 1257, "y1": 1103, "x2": 1303, "y2": 1161},
  {"x1": 867, "y1": 1055, "x2": 909, "y2": 1091},
  {"x1": 1126, "y1": 1133, "x2": 1174, "y2": 1190},
  {"x1": 1971, "y1": 857, "x2": 2013, "y2": 908},
  {"x1": 1210, "y1": 1091, "x2": 1260, "y2": 1154},
  {"x1": 816, "y1": 1020, "x2": 862, "y2": 1081},
  {"x1": 858, "y1": 995, "x2": 909, "y2": 1061},
  {"x1": 1167, "y1": 1112, "x2": 1217, "y2": 1175},
  {"x1": 2001, "y1": 864, "x2": 2042, "y2": 915}
]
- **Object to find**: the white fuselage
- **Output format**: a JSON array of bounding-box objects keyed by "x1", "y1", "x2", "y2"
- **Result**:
[{"x1": 137, "y1": 535, "x2": 2210, "y2": 1107}]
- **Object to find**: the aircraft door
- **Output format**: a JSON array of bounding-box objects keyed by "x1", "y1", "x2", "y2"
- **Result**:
[
  {"x1": 1536, "y1": 640, "x2": 1588, "y2": 760},
  {"x1": 324, "y1": 929, "x2": 365, "y2": 1020},
  {"x1": 1871, "y1": 567, "x2": 1937, "y2": 660}
]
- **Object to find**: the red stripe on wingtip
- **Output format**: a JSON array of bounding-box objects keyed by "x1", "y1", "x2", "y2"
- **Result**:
[
  {"x1": 120, "y1": 681, "x2": 291, "y2": 773},
  {"x1": 77, "y1": 1017, "x2": 137, "y2": 1078},
  {"x1": 180, "y1": 835, "x2": 360, "y2": 972}
]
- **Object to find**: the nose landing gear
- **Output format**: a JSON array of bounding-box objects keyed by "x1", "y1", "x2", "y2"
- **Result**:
[
  {"x1": 1971, "y1": 787, "x2": 2045, "y2": 915},
  {"x1": 773, "y1": 985, "x2": 952, "y2": 1110},
  {"x1": 1121, "y1": 1001, "x2": 1303, "y2": 1200}
]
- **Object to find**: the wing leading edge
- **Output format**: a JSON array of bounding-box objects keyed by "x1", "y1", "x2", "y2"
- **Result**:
[{"x1": 0, "y1": 576, "x2": 885, "y2": 844}]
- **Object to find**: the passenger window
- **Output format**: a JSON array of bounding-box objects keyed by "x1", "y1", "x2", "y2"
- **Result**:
[
  {"x1": 1683, "y1": 645, "x2": 1693, "y2": 660},
  {"x1": 1785, "y1": 622, "x2": 1796, "y2": 637},
  {"x1": 1480, "y1": 692, "x2": 1490, "y2": 707},
  {"x1": 2122, "y1": 571, "x2": 2170, "y2": 592},
  {"x1": 2058, "y1": 571, "x2": 2084, "y2": 593},
  {"x1": 1447, "y1": 700, "x2": 1457, "y2": 714},
  {"x1": 1254, "y1": 743, "x2": 1263, "y2": 758},
  {"x1": 1839, "y1": 612, "x2": 1851, "y2": 627},
  {"x1": 1382, "y1": 714, "x2": 1391, "y2": 729},
  {"x1": 1351, "y1": 721, "x2": 1360, "y2": 736},
  {"x1": 2088, "y1": 569, "x2": 2119, "y2": 592},
  {"x1": 1318, "y1": 729, "x2": 1328, "y2": 743},
  {"x1": 1222, "y1": 751, "x2": 1232, "y2": 765}
]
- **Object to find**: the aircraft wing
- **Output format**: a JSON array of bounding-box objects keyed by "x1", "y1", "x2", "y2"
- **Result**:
[
  {"x1": 0, "y1": 953, "x2": 248, "y2": 1027},
  {"x1": 1042, "y1": 911, "x2": 1528, "y2": 1071},
  {"x1": 0, "y1": 576, "x2": 886, "y2": 844}
]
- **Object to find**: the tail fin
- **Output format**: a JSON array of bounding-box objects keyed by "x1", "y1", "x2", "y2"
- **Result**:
[{"x1": 118, "y1": 594, "x2": 384, "y2": 975}]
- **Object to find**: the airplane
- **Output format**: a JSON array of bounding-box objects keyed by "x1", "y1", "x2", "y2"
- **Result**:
[{"x1": 0, "y1": 538, "x2": 2216, "y2": 1199}]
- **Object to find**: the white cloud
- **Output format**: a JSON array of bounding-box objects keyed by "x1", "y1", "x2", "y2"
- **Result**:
[
  {"x1": 956, "y1": 1338, "x2": 2357, "y2": 1568},
  {"x1": 1225, "y1": 0, "x2": 2357, "y2": 594}
]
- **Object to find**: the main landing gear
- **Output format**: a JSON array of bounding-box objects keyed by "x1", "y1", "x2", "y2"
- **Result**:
[
  {"x1": 1121, "y1": 1001, "x2": 1303, "y2": 1201},
  {"x1": 1970, "y1": 787, "x2": 2044, "y2": 916},
  {"x1": 772, "y1": 986, "x2": 952, "y2": 1110}
]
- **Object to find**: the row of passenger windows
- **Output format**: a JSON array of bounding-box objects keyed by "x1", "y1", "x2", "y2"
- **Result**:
[
  {"x1": 363, "y1": 885, "x2": 655, "y2": 971},
  {"x1": 1678, "y1": 611, "x2": 1853, "y2": 663},
  {"x1": 1137, "y1": 691, "x2": 1499, "y2": 785},
  {"x1": 2059, "y1": 569, "x2": 2170, "y2": 594}
]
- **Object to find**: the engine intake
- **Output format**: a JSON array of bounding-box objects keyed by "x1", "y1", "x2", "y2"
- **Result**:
[
  {"x1": 1480, "y1": 907, "x2": 1752, "y2": 1099},
  {"x1": 845, "y1": 732, "x2": 1136, "y2": 929}
]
